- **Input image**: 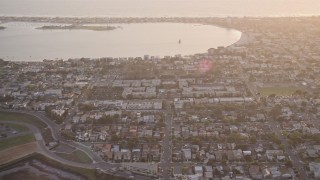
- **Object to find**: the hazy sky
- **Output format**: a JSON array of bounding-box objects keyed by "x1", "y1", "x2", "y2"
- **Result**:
[{"x1": 1, "y1": 0, "x2": 320, "y2": 17}]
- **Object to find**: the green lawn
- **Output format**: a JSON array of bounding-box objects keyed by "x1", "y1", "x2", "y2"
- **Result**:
[
  {"x1": 0, "y1": 134, "x2": 35, "y2": 151},
  {"x1": 0, "y1": 112, "x2": 47, "y2": 129},
  {"x1": 4, "y1": 123, "x2": 29, "y2": 132},
  {"x1": 0, "y1": 112, "x2": 54, "y2": 143},
  {"x1": 56, "y1": 150, "x2": 92, "y2": 164},
  {"x1": 259, "y1": 87, "x2": 301, "y2": 96}
]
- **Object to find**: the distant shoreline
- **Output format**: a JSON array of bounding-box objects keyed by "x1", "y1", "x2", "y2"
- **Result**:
[
  {"x1": 36, "y1": 25, "x2": 120, "y2": 31},
  {"x1": 0, "y1": 16, "x2": 234, "y2": 26},
  {"x1": 228, "y1": 32, "x2": 249, "y2": 48}
]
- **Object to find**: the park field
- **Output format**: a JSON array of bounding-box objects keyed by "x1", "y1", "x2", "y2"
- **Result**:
[{"x1": 258, "y1": 86, "x2": 301, "y2": 97}]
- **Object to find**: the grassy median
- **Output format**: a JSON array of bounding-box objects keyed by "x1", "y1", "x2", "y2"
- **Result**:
[{"x1": 55, "y1": 150, "x2": 93, "y2": 164}]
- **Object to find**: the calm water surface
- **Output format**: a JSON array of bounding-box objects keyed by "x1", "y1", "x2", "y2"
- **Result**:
[
  {"x1": 1, "y1": 0, "x2": 317, "y2": 61},
  {"x1": 0, "y1": 23, "x2": 241, "y2": 61}
]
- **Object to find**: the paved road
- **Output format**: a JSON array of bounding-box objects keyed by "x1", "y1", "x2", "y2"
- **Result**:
[
  {"x1": 2, "y1": 121, "x2": 94, "y2": 169},
  {"x1": 268, "y1": 118, "x2": 309, "y2": 180},
  {"x1": 160, "y1": 102, "x2": 173, "y2": 179},
  {"x1": 2, "y1": 110, "x2": 104, "y2": 161},
  {"x1": 3, "y1": 110, "x2": 62, "y2": 140},
  {"x1": 0, "y1": 110, "x2": 119, "y2": 170}
]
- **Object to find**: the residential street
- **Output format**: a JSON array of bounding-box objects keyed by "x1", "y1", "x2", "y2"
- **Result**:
[
  {"x1": 160, "y1": 102, "x2": 173, "y2": 179},
  {"x1": 269, "y1": 118, "x2": 309, "y2": 180}
]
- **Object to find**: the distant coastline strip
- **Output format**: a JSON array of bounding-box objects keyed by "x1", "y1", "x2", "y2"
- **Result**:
[{"x1": 36, "y1": 25, "x2": 120, "y2": 31}]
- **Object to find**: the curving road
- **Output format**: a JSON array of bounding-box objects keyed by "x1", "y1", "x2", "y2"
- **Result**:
[
  {"x1": 0, "y1": 110, "x2": 119, "y2": 171},
  {"x1": 1, "y1": 120, "x2": 94, "y2": 169}
]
